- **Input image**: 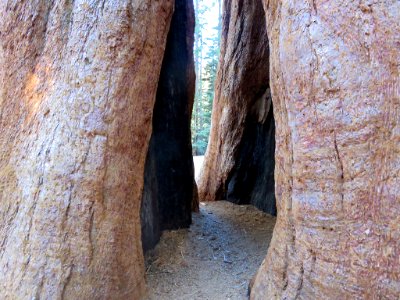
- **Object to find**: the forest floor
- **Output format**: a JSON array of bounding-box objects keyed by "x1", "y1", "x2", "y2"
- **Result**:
[{"x1": 144, "y1": 201, "x2": 276, "y2": 300}]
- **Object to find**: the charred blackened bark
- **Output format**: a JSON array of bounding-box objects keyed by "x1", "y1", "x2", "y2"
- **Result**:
[
  {"x1": 141, "y1": 0, "x2": 196, "y2": 252},
  {"x1": 227, "y1": 102, "x2": 276, "y2": 215}
]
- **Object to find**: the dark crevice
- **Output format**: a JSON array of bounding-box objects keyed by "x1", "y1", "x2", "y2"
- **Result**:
[
  {"x1": 226, "y1": 100, "x2": 276, "y2": 216},
  {"x1": 140, "y1": 0, "x2": 196, "y2": 253},
  {"x1": 221, "y1": 0, "x2": 276, "y2": 216}
]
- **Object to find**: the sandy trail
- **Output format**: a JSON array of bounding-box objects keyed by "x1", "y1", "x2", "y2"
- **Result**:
[{"x1": 145, "y1": 201, "x2": 276, "y2": 300}]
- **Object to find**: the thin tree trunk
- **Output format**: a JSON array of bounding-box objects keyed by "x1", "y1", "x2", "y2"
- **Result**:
[
  {"x1": 198, "y1": 34, "x2": 205, "y2": 154},
  {"x1": 194, "y1": 0, "x2": 201, "y2": 155},
  {"x1": 218, "y1": 0, "x2": 222, "y2": 47}
]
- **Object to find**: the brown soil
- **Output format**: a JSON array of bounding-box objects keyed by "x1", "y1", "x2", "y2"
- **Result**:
[{"x1": 144, "y1": 201, "x2": 276, "y2": 299}]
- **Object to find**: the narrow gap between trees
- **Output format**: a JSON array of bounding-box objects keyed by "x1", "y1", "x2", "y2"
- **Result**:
[{"x1": 141, "y1": 0, "x2": 277, "y2": 298}]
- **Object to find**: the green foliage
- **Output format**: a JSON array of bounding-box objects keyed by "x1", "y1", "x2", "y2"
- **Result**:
[{"x1": 192, "y1": 0, "x2": 222, "y2": 155}]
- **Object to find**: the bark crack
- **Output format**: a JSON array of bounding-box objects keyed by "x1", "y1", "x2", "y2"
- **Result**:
[
  {"x1": 61, "y1": 264, "x2": 74, "y2": 300},
  {"x1": 311, "y1": 0, "x2": 318, "y2": 15},
  {"x1": 294, "y1": 262, "x2": 304, "y2": 299},
  {"x1": 88, "y1": 204, "x2": 95, "y2": 265},
  {"x1": 333, "y1": 132, "x2": 345, "y2": 212}
]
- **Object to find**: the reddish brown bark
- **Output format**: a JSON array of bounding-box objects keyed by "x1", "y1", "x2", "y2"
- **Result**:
[
  {"x1": 252, "y1": 1, "x2": 400, "y2": 299},
  {"x1": 0, "y1": 1, "x2": 173, "y2": 298},
  {"x1": 198, "y1": 0, "x2": 276, "y2": 214}
]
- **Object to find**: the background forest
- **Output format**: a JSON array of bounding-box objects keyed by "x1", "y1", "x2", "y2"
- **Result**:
[{"x1": 192, "y1": 0, "x2": 222, "y2": 155}]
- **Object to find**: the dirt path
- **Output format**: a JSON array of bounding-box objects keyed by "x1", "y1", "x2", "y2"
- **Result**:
[{"x1": 144, "y1": 201, "x2": 276, "y2": 300}]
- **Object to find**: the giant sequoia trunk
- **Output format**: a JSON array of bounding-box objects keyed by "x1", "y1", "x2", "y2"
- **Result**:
[
  {"x1": 198, "y1": 0, "x2": 276, "y2": 215},
  {"x1": 141, "y1": 0, "x2": 197, "y2": 253},
  {"x1": 252, "y1": 1, "x2": 400, "y2": 299},
  {"x1": 0, "y1": 1, "x2": 173, "y2": 298}
]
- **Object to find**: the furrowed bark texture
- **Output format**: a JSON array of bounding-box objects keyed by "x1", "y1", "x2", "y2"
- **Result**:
[
  {"x1": 141, "y1": 0, "x2": 197, "y2": 253},
  {"x1": 198, "y1": 0, "x2": 276, "y2": 215},
  {"x1": 252, "y1": 0, "x2": 400, "y2": 299},
  {"x1": 0, "y1": 1, "x2": 173, "y2": 299}
]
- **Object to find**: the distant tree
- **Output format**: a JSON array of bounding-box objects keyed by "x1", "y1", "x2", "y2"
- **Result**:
[{"x1": 192, "y1": 0, "x2": 222, "y2": 155}]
